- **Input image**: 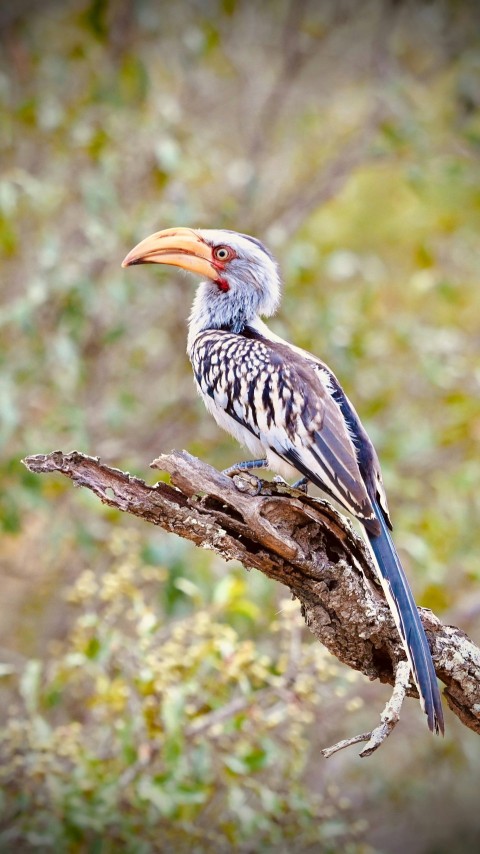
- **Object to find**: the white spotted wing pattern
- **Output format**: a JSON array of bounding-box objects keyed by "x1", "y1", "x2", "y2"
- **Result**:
[{"x1": 190, "y1": 327, "x2": 379, "y2": 533}]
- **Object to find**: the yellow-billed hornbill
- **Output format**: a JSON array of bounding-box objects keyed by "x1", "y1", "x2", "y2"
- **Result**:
[{"x1": 122, "y1": 226, "x2": 444, "y2": 735}]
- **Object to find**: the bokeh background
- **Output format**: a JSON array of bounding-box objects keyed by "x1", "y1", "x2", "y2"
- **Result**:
[{"x1": 1, "y1": 0, "x2": 480, "y2": 851}]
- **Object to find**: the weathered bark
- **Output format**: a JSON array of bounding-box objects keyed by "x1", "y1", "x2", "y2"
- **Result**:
[{"x1": 22, "y1": 449, "x2": 480, "y2": 744}]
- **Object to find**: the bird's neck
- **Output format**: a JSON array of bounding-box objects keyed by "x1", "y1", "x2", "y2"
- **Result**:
[{"x1": 187, "y1": 282, "x2": 266, "y2": 353}]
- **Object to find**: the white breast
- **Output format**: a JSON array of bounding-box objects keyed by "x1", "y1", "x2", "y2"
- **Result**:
[{"x1": 200, "y1": 387, "x2": 266, "y2": 459}]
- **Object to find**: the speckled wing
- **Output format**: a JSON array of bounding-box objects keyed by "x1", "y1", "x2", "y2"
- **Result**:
[{"x1": 190, "y1": 329, "x2": 379, "y2": 533}]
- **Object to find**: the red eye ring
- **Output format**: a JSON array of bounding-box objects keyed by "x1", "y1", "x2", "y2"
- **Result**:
[{"x1": 213, "y1": 245, "x2": 234, "y2": 262}]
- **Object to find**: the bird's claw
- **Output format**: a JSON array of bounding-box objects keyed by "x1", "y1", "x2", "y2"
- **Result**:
[
  {"x1": 231, "y1": 472, "x2": 262, "y2": 496},
  {"x1": 292, "y1": 477, "x2": 309, "y2": 493},
  {"x1": 272, "y1": 475, "x2": 308, "y2": 493}
]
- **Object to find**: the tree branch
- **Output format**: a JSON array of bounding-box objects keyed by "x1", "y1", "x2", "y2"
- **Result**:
[{"x1": 22, "y1": 450, "x2": 480, "y2": 748}]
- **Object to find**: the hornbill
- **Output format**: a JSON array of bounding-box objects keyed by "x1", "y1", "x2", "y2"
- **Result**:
[{"x1": 122, "y1": 226, "x2": 444, "y2": 735}]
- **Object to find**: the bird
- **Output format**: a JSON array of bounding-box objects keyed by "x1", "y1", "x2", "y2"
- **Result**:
[{"x1": 122, "y1": 226, "x2": 444, "y2": 735}]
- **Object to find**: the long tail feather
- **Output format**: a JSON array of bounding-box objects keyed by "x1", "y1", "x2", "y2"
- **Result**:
[{"x1": 365, "y1": 500, "x2": 444, "y2": 735}]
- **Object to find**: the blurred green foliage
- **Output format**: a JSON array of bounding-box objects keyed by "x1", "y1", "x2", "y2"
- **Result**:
[
  {"x1": 1, "y1": 529, "x2": 368, "y2": 852},
  {"x1": 1, "y1": 0, "x2": 480, "y2": 850}
]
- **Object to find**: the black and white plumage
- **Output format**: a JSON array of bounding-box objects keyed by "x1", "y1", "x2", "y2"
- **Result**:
[{"x1": 123, "y1": 226, "x2": 444, "y2": 735}]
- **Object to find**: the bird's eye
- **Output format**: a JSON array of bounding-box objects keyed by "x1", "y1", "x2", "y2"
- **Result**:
[{"x1": 213, "y1": 245, "x2": 233, "y2": 262}]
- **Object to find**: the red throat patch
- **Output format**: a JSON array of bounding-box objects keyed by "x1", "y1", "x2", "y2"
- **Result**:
[{"x1": 216, "y1": 278, "x2": 230, "y2": 292}]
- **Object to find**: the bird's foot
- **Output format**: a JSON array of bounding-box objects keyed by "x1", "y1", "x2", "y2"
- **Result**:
[
  {"x1": 272, "y1": 475, "x2": 309, "y2": 493},
  {"x1": 222, "y1": 462, "x2": 308, "y2": 496},
  {"x1": 222, "y1": 459, "x2": 268, "y2": 497},
  {"x1": 231, "y1": 472, "x2": 263, "y2": 496},
  {"x1": 292, "y1": 476, "x2": 309, "y2": 493}
]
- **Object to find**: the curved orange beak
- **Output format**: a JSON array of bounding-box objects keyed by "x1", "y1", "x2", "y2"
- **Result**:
[{"x1": 121, "y1": 226, "x2": 216, "y2": 280}]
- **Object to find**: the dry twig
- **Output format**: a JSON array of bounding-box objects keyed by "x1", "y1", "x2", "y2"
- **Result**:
[{"x1": 322, "y1": 660, "x2": 411, "y2": 758}]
